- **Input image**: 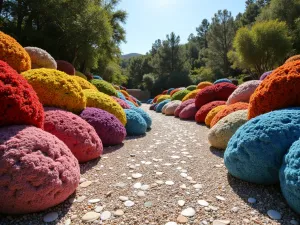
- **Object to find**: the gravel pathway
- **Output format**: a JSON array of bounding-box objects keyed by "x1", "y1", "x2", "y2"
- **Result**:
[{"x1": 1, "y1": 105, "x2": 299, "y2": 225}]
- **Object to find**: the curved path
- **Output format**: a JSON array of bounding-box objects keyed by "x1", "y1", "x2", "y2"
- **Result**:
[{"x1": 1, "y1": 105, "x2": 299, "y2": 224}]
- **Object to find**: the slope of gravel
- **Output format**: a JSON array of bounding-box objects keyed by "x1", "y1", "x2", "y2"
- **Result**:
[{"x1": 0, "y1": 105, "x2": 299, "y2": 225}]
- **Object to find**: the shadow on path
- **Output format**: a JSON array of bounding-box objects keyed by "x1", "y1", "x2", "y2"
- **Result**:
[{"x1": 210, "y1": 146, "x2": 224, "y2": 158}]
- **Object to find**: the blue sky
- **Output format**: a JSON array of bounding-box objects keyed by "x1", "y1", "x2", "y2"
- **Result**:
[{"x1": 118, "y1": 0, "x2": 246, "y2": 55}]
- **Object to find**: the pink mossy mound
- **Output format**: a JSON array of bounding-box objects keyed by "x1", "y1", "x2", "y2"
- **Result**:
[
  {"x1": 111, "y1": 96, "x2": 130, "y2": 109},
  {"x1": 195, "y1": 101, "x2": 226, "y2": 123},
  {"x1": 174, "y1": 99, "x2": 195, "y2": 117},
  {"x1": 56, "y1": 60, "x2": 75, "y2": 75},
  {"x1": 80, "y1": 107, "x2": 126, "y2": 146},
  {"x1": 0, "y1": 125, "x2": 80, "y2": 214},
  {"x1": 44, "y1": 107, "x2": 103, "y2": 163},
  {"x1": 179, "y1": 103, "x2": 198, "y2": 120},
  {"x1": 195, "y1": 83, "x2": 237, "y2": 109}
]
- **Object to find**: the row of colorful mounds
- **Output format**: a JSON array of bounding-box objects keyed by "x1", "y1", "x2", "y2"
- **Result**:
[
  {"x1": 0, "y1": 31, "x2": 152, "y2": 214},
  {"x1": 148, "y1": 56, "x2": 300, "y2": 215}
]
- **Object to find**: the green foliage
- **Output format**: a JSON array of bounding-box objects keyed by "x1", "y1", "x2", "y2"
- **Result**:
[
  {"x1": 189, "y1": 67, "x2": 214, "y2": 83},
  {"x1": 142, "y1": 73, "x2": 156, "y2": 91},
  {"x1": 230, "y1": 20, "x2": 292, "y2": 77}
]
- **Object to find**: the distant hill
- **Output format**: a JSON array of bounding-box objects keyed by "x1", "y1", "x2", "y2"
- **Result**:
[{"x1": 121, "y1": 53, "x2": 143, "y2": 60}]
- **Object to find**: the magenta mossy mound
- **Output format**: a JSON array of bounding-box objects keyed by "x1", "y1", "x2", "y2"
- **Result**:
[
  {"x1": 80, "y1": 107, "x2": 126, "y2": 146},
  {"x1": 208, "y1": 110, "x2": 248, "y2": 150},
  {"x1": 280, "y1": 139, "x2": 300, "y2": 214},
  {"x1": 165, "y1": 100, "x2": 181, "y2": 115},
  {"x1": 24, "y1": 47, "x2": 57, "y2": 69},
  {"x1": 195, "y1": 83, "x2": 237, "y2": 109},
  {"x1": 195, "y1": 101, "x2": 226, "y2": 123},
  {"x1": 124, "y1": 109, "x2": 147, "y2": 136},
  {"x1": 0, "y1": 60, "x2": 44, "y2": 128},
  {"x1": 111, "y1": 96, "x2": 130, "y2": 109},
  {"x1": 179, "y1": 103, "x2": 198, "y2": 120},
  {"x1": 44, "y1": 107, "x2": 103, "y2": 163},
  {"x1": 224, "y1": 108, "x2": 300, "y2": 184},
  {"x1": 0, "y1": 125, "x2": 80, "y2": 214},
  {"x1": 174, "y1": 99, "x2": 194, "y2": 117},
  {"x1": 56, "y1": 60, "x2": 75, "y2": 75},
  {"x1": 227, "y1": 80, "x2": 261, "y2": 105}
]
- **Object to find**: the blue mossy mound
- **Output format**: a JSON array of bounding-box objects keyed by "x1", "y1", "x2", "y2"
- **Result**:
[
  {"x1": 125, "y1": 100, "x2": 137, "y2": 109},
  {"x1": 280, "y1": 139, "x2": 300, "y2": 214},
  {"x1": 117, "y1": 91, "x2": 127, "y2": 101},
  {"x1": 156, "y1": 99, "x2": 171, "y2": 113},
  {"x1": 224, "y1": 108, "x2": 300, "y2": 184},
  {"x1": 147, "y1": 99, "x2": 153, "y2": 104},
  {"x1": 214, "y1": 78, "x2": 232, "y2": 85},
  {"x1": 136, "y1": 100, "x2": 142, "y2": 106},
  {"x1": 124, "y1": 109, "x2": 147, "y2": 136},
  {"x1": 93, "y1": 75, "x2": 103, "y2": 80},
  {"x1": 131, "y1": 107, "x2": 152, "y2": 129},
  {"x1": 167, "y1": 88, "x2": 174, "y2": 94}
]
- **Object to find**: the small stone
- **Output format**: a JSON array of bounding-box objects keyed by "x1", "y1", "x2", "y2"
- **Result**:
[
  {"x1": 180, "y1": 184, "x2": 187, "y2": 189},
  {"x1": 165, "y1": 222, "x2": 178, "y2": 225},
  {"x1": 82, "y1": 212, "x2": 100, "y2": 222},
  {"x1": 137, "y1": 191, "x2": 145, "y2": 197},
  {"x1": 177, "y1": 215, "x2": 188, "y2": 223},
  {"x1": 209, "y1": 205, "x2": 219, "y2": 211},
  {"x1": 77, "y1": 196, "x2": 87, "y2": 203},
  {"x1": 114, "y1": 182, "x2": 126, "y2": 188},
  {"x1": 79, "y1": 177, "x2": 87, "y2": 183},
  {"x1": 180, "y1": 173, "x2": 188, "y2": 178},
  {"x1": 291, "y1": 220, "x2": 299, "y2": 225},
  {"x1": 130, "y1": 154, "x2": 135, "y2": 157},
  {"x1": 105, "y1": 191, "x2": 112, "y2": 197},
  {"x1": 114, "y1": 210, "x2": 124, "y2": 216},
  {"x1": 119, "y1": 196, "x2": 129, "y2": 201},
  {"x1": 181, "y1": 207, "x2": 196, "y2": 217},
  {"x1": 231, "y1": 207, "x2": 239, "y2": 212},
  {"x1": 71, "y1": 215, "x2": 78, "y2": 220},
  {"x1": 171, "y1": 155, "x2": 180, "y2": 159},
  {"x1": 198, "y1": 200, "x2": 209, "y2": 207},
  {"x1": 165, "y1": 181, "x2": 174, "y2": 185},
  {"x1": 267, "y1": 210, "x2": 281, "y2": 220},
  {"x1": 43, "y1": 212, "x2": 58, "y2": 223},
  {"x1": 133, "y1": 182, "x2": 142, "y2": 189},
  {"x1": 88, "y1": 199, "x2": 101, "y2": 204},
  {"x1": 156, "y1": 172, "x2": 164, "y2": 175},
  {"x1": 100, "y1": 211, "x2": 111, "y2": 221},
  {"x1": 80, "y1": 181, "x2": 92, "y2": 188},
  {"x1": 64, "y1": 218, "x2": 71, "y2": 225},
  {"x1": 132, "y1": 173, "x2": 143, "y2": 179},
  {"x1": 213, "y1": 220, "x2": 230, "y2": 225},
  {"x1": 144, "y1": 201, "x2": 152, "y2": 207},
  {"x1": 243, "y1": 219, "x2": 250, "y2": 223},
  {"x1": 193, "y1": 184, "x2": 203, "y2": 189},
  {"x1": 156, "y1": 180, "x2": 164, "y2": 185},
  {"x1": 178, "y1": 200, "x2": 185, "y2": 207},
  {"x1": 216, "y1": 196, "x2": 225, "y2": 201},
  {"x1": 94, "y1": 206, "x2": 104, "y2": 213},
  {"x1": 124, "y1": 200, "x2": 135, "y2": 207},
  {"x1": 141, "y1": 184, "x2": 150, "y2": 190},
  {"x1": 248, "y1": 197, "x2": 256, "y2": 204}
]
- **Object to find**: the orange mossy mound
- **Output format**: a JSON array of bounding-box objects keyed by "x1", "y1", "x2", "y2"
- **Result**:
[
  {"x1": 197, "y1": 81, "x2": 213, "y2": 89},
  {"x1": 211, "y1": 102, "x2": 249, "y2": 127},
  {"x1": 182, "y1": 89, "x2": 201, "y2": 102},
  {"x1": 120, "y1": 90, "x2": 130, "y2": 98},
  {"x1": 205, "y1": 105, "x2": 226, "y2": 127},
  {"x1": 249, "y1": 60, "x2": 300, "y2": 119},
  {"x1": 285, "y1": 55, "x2": 300, "y2": 64},
  {"x1": 170, "y1": 88, "x2": 181, "y2": 97}
]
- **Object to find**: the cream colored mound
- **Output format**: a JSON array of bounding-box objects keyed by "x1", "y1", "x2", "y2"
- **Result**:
[
  {"x1": 208, "y1": 110, "x2": 248, "y2": 150},
  {"x1": 165, "y1": 100, "x2": 182, "y2": 115}
]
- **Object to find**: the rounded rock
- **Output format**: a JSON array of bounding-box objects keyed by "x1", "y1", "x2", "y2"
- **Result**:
[
  {"x1": 156, "y1": 99, "x2": 171, "y2": 113},
  {"x1": 195, "y1": 101, "x2": 226, "y2": 123},
  {"x1": 260, "y1": 71, "x2": 273, "y2": 81},
  {"x1": 205, "y1": 105, "x2": 226, "y2": 127},
  {"x1": 72, "y1": 76, "x2": 98, "y2": 90},
  {"x1": 25, "y1": 47, "x2": 56, "y2": 69},
  {"x1": 214, "y1": 78, "x2": 232, "y2": 85},
  {"x1": 111, "y1": 96, "x2": 131, "y2": 109},
  {"x1": 56, "y1": 60, "x2": 75, "y2": 75},
  {"x1": 131, "y1": 107, "x2": 152, "y2": 129},
  {"x1": 171, "y1": 89, "x2": 190, "y2": 101},
  {"x1": 179, "y1": 103, "x2": 198, "y2": 120},
  {"x1": 182, "y1": 89, "x2": 201, "y2": 102},
  {"x1": 124, "y1": 109, "x2": 147, "y2": 135},
  {"x1": 90, "y1": 79, "x2": 118, "y2": 97},
  {"x1": 157, "y1": 95, "x2": 171, "y2": 103},
  {"x1": 165, "y1": 100, "x2": 182, "y2": 115},
  {"x1": 174, "y1": 99, "x2": 194, "y2": 117},
  {"x1": 197, "y1": 81, "x2": 213, "y2": 89}
]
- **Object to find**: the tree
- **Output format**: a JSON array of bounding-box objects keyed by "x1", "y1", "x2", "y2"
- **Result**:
[
  {"x1": 229, "y1": 20, "x2": 292, "y2": 77},
  {"x1": 206, "y1": 10, "x2": 235, "y2": 77},
  {"x1": 196, "y1": 19, "x2": 210, "y2": 48},
  {"x1": 142, "y1": 73, "x2": 156, "y2": 91}
]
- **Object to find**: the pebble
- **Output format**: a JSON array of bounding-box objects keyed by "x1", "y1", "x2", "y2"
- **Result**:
[
  {"x1": 100, "y1": 211, "x2": 111, "y2": 221},
  {"x1": 165, "y1": 181, "x2": 175, "y2": 185},
  {"x1": 193, "y1": 184, "x2": 203, "y2": 189},
  {"x1": 181, "y1": 173, "x2": 188, "y2": 177},
  {"x1": 141, "y1": 184, "x2": 150, "y2": 190},
  {"x1": 198, "y1": 200, "x2": 209, "y2": 207},
  {"x1": 177, "y1": 215, "x2": 188, "y2": 223},
  {"x1": 213, "y1": 220, "x2": 231, "y2": 225},
  {"x1": 231, "y1": 207, "x2": 239, "y2": 212},
  {"x1": 88, "y1": 199, "x2": 101, "y2": 204},
  {"x1": 171, "y1": 155, "x2": 180, "y2": 159},
  {"x1": 64, "y1": 218, "x2": 71, "y2": 225},
  {"x1": 267, "y1": 210, "x2": 281, "y2": 220},
  {"x1": 80, "y1": 181, "x2": 92, "y2": 188},
  {"x1": 124, "y1": 200, "x2": 135, "y2": 207},
  {"x1": 144, "y1": 201, "x2": 152, "y2": 207},
  {"x1": 132, "y1": 173, "x2": 143, "y2": 179},
  {"x1": 181, "y1": 207, "x2": 196, "y2": 217},
  {"x1": 114, "y1": 209, "x2": 124, "y2": 216},
  {"x1": 79, "y1": 177, "x2": 87, "y2": 183},
  {"x1": 156, "y1": 180, "x2": 164, "y2": 185},
  {"x1": 119, "y1": 196, "x2": 129, "y2": 201},
  {"x1": 216, "y1": 196, "x2": 225, "y2": 201},
  {"x1": 180, "y1": 184, "x2": 187, "y2": 189},
  {"x1": 43, "y1": 212, "x2": 58, "y2": 222},
  {"x1": 165, "y1": 222, "x2": 178, "y2": 225},
  {"x1": 156, "y1": 172, "x2": 164, "y2": 175},
  {"x1": 137, "y1": 191, "x2": 145, "y2": 197},
  {"x1": 77, "y1": 195, "x2": 87, "y2": 202},
  {"x1": 114, "y1": 182, "x2": 126, "y2": 188},
  {"x1": 248, "y1": 197, "x2": 256, "y2": 204},
  {"x1": 209, "y1": 205, "x2": 219, "y2": 211},
  {"x1": 133, "y1": 182, "x2": 142, "y2": 189},
  {"x1": 291, "y1": 220, "x2": 299, "y2": 225},
  {"x1": 71, "y1": 215, "x2": 78, "y2": 220},
  {"x1": 178, "y1": 200, "x2": 185, "y2": 206},
  {"x1": 81, "y1": 212, "x2": 100, "y2": 222},
  {"x1": 94, "y1": 206, "x2": 104, "y2": 213}
]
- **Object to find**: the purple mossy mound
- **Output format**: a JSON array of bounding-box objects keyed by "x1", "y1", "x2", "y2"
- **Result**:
[
  {"x1": 44, "y1": 107, "x2": 103, "y2": 163},
  {"x1": 80, "y1": 107, "x2": 126, "y2": 146},
  {"x1": 0, "y1": 125, "x2": 80, "y2": 214}
]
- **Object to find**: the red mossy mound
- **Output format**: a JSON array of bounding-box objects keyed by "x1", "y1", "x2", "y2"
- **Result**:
[
  {"x1": 44, "y1": 107, "x2": 103, "y2": 163},
  {"x1": 195, "y1": 101, "x2": 226, "y2": 123},
  {"x1": 0, "y1": 125, "x2": 80, "y2": 214},
  {"x1": 174, "y1": 99, "x2": 194, "y2": 117},
  {"x1": 56, "y1": 60, "x2": 75, "y2": 75},
  {"x1": 162, "y1": 90, "x2": 168, "y2": 94},
  {"x1": 179, "y1": 103, "x2": 198, "y2": 120},
  {"x1": 195, "y1": 83, "x2": 237, "y2": 109},
  {"x1": 249, "y1": 60, "x2": 300, "y2": 119},
  {"x1": 211, "y1": 102, "x2": 249, "y2": 127},
  {"x1": 0, "y1": 60, "x2": 44, "y2": 128}
]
